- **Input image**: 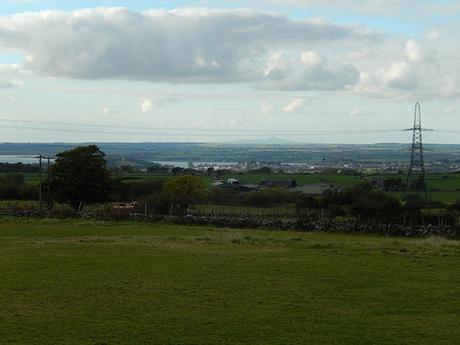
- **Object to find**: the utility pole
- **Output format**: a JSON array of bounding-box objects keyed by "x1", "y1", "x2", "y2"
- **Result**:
[
  {"x1": 38, "y1": 155, "x2": 43, "y2": 213},
  {"x1": 405, "y1": 102, "x2": 428, "y2": 200},
  {"x1": 46, "y1": 156, "x2": 51, "y2": 208}
]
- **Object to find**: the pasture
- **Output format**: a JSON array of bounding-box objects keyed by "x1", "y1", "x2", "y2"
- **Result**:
[
  {"x1": 4, "y1": 170, "x2": 460, "y2": 203},
  {"x1": 0, "y1": 220, "x2": 459, "y2": 344},
  {"x1": 124, "y1": 171, "x2": 460, "y2": 203}
]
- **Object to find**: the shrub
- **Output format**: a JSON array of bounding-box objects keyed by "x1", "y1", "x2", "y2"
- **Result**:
[
  {"x1": 48, "y1": 203, "x2": 77, "y2": 218},
  {"x1": 0, "y1": 174, "x2": 36, "y2": 200},
  {"x1": 161, "y1": 175, "x2": 207, "y2": 214},
  {"x1": 137, "y1": 192, "x2": 171, "y2": 215},
  {"x1": 208, "y1": 187, "x2": 242, "y2": 205},
  {"x1": 296, "y1": 194, "x2": 320, "y2": 213},
  {"x1": 243, "y1": 188, "x2": 298, "y2": 207},
  {"x1": 118, "y1": 179, "x2": 168, "y2": 200}
]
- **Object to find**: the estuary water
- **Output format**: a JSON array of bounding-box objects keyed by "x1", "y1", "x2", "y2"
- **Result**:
[{"x1": 0, "y1": 155, "x2": 40, "y2": 164}]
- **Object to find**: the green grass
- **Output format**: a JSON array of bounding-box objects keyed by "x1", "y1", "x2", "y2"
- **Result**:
[
  {"x1": 6, "y1": 171, "x2": 460, "y2": 203},
  {"x1": 219, "y1": 172, "x2": 460, "y2": 203},
  {"x1": 0, "y1": 219, "x2": 459, "y2": 344},
  {"x1": 221, "y1": 172, "x2": 362, "y2": 187},
  {"x1": 0, "y1": 172, "x2": 42, "y2": 186}
]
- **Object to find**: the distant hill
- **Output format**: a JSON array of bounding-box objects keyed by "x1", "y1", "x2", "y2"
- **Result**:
[{"x1": 225, "y1": 137, "x2": 301, "y2": 145}]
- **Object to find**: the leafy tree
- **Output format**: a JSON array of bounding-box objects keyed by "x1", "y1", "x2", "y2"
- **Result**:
[
  {"x1": 243, "y1": 188, "x2": 297, "y2": 207},
  {"x1": 208, "y1": 187, "x2": 241, "y2": 206},
  {"x1": 162, "y1": 175, "x2": 207, "y2": 214},
  {"x1": 382, "y1": 177, "x2": 405, "y2": 192},
  {"x1": 0, "y1": 163, "x2": 40, "y2": 173},
  {"x1": 206, "y1": 167, "x2": 214, "y2": 175},
  {"x1": 147, "y1": 165, "x2": 169, "y2": 173},
  {"x1": 0, "y1": 173, "x2": 24, "y2": 186},
  {"x1": 171, "y1": 167, "x2": 185, "y2": 175},
  {"x1": 0, "y1": 173, "x2": 35, "y2": 200},
  {"x1": 49, "y1": 145, "x2": 116, "y2": 207},
  {"x1": 118, "y1": 179, "x2": 168, "y2": 201},
  {"x1": 296, "y1": 194, "x2": 320, "y2": 212},
  {"x1": 321, "y1": 182, "x2": 403, "y2": 224},
  {"x1": 120, "y1": 165, "x2": 135, "y2": 173},
  {"x1": 249, "y1": 166, "x2": 272, "y2": 174},
  {"x1": 403, "y1": 194, "x2": 425, "y2": 226}
]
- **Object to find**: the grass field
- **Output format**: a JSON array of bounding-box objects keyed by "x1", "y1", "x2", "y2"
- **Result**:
[
  {"x1": 217, "y1": 173, "x2": 364, "y2": 187},
  {"x1": 0, "y1": 220, "x2": 459, "y2": 344},
  {"x1": 4, "y1": 171, "x2": 460, "y2": 203},
  {"x1": 119, "y1": 171, "x2": 460, "y2": 203}
]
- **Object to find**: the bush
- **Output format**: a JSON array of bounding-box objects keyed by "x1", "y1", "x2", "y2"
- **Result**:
[
  {"x1": 118, "y1": 179, "x2": 168, "y2": 201},
  {"x1": 0, "y1": 174, "x2": 37, "y2": 200},
  {"x1": 48, "y1": 203, "x2": 77, "y2": 218},
  {"x1": 137, "y1": 192, "x2": 171, "y2": 215},
  {"x1": 208, "y1": 187, "x2": 242, "y2": 205},
  {"x1": 320, "y1": 182, "x2": 403, "y2": 223},
  {"x1": 243, "y1": 188, "x2": 298, "y2": 207},
  {"x1": 248, "y1": 167, "x2": 272, "y2": 174},
  {"x1": 162, "y1": 175, "x2": 207, "y2": 214},
  {"x1": 296, "y1": 194, "x2": 320, "y2": 213}
]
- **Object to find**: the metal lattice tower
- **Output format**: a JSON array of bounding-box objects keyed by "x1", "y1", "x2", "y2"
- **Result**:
[{"x1": 405, "y1": 102, "x2": 428, "y2": 199}]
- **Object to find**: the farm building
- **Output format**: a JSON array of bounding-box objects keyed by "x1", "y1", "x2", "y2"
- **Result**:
[
  {"x1": 260, "y1": 179, "x2": 297, "y2": 189},
  {"x1": 292, "y1": 183, "x2": 336, "y2": 195},
  {"x1": 211, "y1": 179, "x2": 260, "y2": 192}
]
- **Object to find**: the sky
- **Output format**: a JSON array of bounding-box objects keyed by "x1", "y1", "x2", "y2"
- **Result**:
[{"x1": 0, "y1": 0, "x2": 459, "y2": 143}]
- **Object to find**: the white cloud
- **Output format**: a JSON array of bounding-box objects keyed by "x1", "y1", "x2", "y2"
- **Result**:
[
  {"x1": 426, "y1": 30, "x2": 439, "y2": 41},
  {"x1": 220, "y1": 118, "x2": 239, "y2": 128},
  {"x1": 283, "y1": 98, "x2": 305, "y2": 113},
  {"x1": 405, "y1": 39, "x2": 421, "y2": 63},
  {"x1": 347, "y1": 48, "x2": 372, "y2": 60},
  {"x1": 0, "y1": 63, "x2": 21, "y2": 74},
  {"x1": 260, "y1": 101, "x2": 275, "y2": 115},
  {"x1": 300, "y1": 50, "x2": 322, "y2": 67},
  {"x1": 349, "y1": 108, "x2": 362, "y2": 116},
  {"x1": 0, "y1": 8, "x2": 375, "y2": 90},
  {"x1": 0, "y1": 64, "x2": 23, "y2": 88},
  {"x1": 189, "y1": 119, "x2": 209, "y2": 129},
  {"x1": 382, "y1": 61, "x2": 417, "y2": 90},
  {"x1": 0, "y1": 95, "x2": 16, "y2": 102},
  {"x1": 0, "y1": 7, "x2": 456, "y2": 100},
  {"x1": 141, "y1": 98, "x2": 153, "y2": 113},
  {"x1": 0, "y1": 79, "x2": 20, "y2": 88},
  {"x1": 100, "y1": 106, "x2": 116, "y2": 116},
  {"x1": 261, "y1": 51, "x2": 359, "y2": 91},
  {"x1": 264, "y1": 0, "x2": 460, "y2": 17}
]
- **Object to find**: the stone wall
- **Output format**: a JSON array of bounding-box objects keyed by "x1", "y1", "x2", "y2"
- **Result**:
[{"x1": 164, "y1": 215, "x2": 459, "y2": 238}]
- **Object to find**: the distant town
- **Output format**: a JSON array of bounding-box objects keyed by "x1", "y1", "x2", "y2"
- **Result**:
[{"x1": 2, "y1": 141, "x2": 460, "y2": 174}]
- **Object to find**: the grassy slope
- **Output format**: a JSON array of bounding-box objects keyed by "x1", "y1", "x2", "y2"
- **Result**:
[{"x1": 0, "y1": 220, "x2": 459, "y2": 345}]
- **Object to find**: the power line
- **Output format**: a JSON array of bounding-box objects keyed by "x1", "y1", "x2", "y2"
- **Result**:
[
  {"x1": 0, "y1": 116, "x2": 458, "y2": 137},
  {"x1": 0, "y1": 124, "x2": 408, "y2": 137},
  {"x1": 0, "y1": 118, "x2": 410, "y2": 136}
]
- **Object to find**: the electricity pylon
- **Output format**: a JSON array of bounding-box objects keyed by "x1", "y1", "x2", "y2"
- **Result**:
[{"x1": 405, "y1": 102, "x2": 428, "y2": 199}]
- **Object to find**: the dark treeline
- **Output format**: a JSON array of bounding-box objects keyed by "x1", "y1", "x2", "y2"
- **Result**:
[
  {"x1": 0, "y1": 174, "x2": 37, "y2": 200},
  {"x1": 0, "y1": 162, "x2": 40, "y2": 173}
]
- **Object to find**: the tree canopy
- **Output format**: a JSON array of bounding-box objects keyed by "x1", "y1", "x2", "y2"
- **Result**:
[
  {"x1": 49, "y1": 145, "x2": 115, "y2": 207},
  {"x1": 162, "y1": 175, "x2": 207, "y2": 213}
]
